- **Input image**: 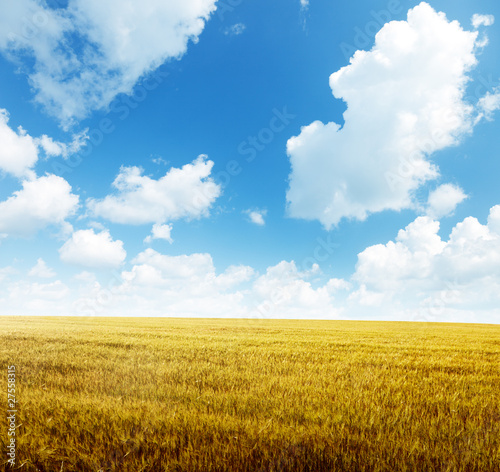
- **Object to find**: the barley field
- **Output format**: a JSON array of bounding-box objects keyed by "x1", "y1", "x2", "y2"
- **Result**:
[{"x1": 1, "y1": 317, "x2": 499, "y2": 472}]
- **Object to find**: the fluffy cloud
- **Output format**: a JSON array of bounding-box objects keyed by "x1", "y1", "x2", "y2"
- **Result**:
[
  {"x1": 472, "y1": 14, "x2": 495, "y2": 28},
  {"x1": 0, "y1": 279, "x2": 71, "y2": 316},
  {"x1": 70, "y1": 249, "x2": 342, "y2": 318},
  {"x1": 36, "y1": 130, "x2": 88, "y2": 158},
  {"x1": 350, "y1": 205, "x2": 500, "y2": 321},
  {"x1": 0, "y1": 109, "x2": 38, "y2": 178},
  {"x1": 477, "y1": 88, "x2": 500, "y2": 121},
  {"x1": 0, "y1": 109, "x2": 88, "y2": 177},
  {"x1": 28, "y1": 259, "x2": 56, "y2": 278},
  {"x1": 87, "y1": 156, "x2": 221, "y2": 225},
  {"x1": 286, "y1": 2, "x2": 483, "y2": 228},
  {"x1": 144, "y1": 224, "x2": 173, "y2": 244},
  {"x1": 0, "y1": 175, "x2": 79, "y2": 237},
  {"x1": 59, "y1": 229, "x2": 126, "y2": 269},
  {"x1": 246, "y1": 209, "x2": 267, "y2": 226},
  {"x1": 425, "y1": 183, "x2": 467, "y2": 219},
  {"x1": 0, "y1": 0, "x2": 217, "y2": 126},
  {"x1": 112, "y1": 249, "x2": 254, "y2": 317},
  {"x1": 252, "y1": 261, "x2": 340, "y2": 319}
]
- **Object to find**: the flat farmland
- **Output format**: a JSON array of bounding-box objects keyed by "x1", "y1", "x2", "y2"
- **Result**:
[{"x1": 1, "y1": 317, "x2": 499, "y2": 471}]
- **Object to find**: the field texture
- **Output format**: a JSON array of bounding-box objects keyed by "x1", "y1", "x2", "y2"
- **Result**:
[{"x1": 1, "y1": 317, "x2": 499, "y2": 472}]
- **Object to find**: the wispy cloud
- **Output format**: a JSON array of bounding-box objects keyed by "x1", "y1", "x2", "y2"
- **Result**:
[{"x1": 224, "y1": 23, "x2": 246, "y2": 36}]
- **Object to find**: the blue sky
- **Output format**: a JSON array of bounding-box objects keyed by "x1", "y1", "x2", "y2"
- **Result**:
[{"x1": 0, "y1": 0, "x2": 499, "y2": 322}]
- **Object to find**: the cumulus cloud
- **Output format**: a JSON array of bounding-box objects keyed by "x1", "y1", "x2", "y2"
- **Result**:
[
  {"x1": 350, "y1": 205, "x2": 500, "y2": 321},
  {"x1": 252, "y1": 261, "x2": 340, "y2": 319},
  {"x1": 286, "y1": 2, "x2": 483, "y2": 228},
  {"x1": 36, "y1": 130, "x2": 88, "y2": 158},
  {"x1": 472, "y1": 14, "x2": 495, "y2": 28},
  {"x1": 246, "y1": 209, "x2": 267, "y2": 226},
  {"x1": 0, "y1": 175, "x2": 79, "y2": 237},
  {"x1": 0, "y1": 0, "x2": 218, "y2": 126},
  {"x1": 87, "y1": 156, "x2": 221, "y2": 225},
  {"x1": 144, "y1": 224, "x2": 174, "y2": 244},
  {"x1": 59, "y1": 229, "x2": 126, "y2": 269},
  {"x1": 0, "y1": 279, "x2": 71, "y2": 316},
  {"x1": 113, "y1": 249, "x2": 254, "y2": 317},
  {"x1": 0, "y1": 109, "x2": 88, "y2": 177},
  {"x1": 28, "y1": 259, "x2": 56, "y2": 278},
  {"x1": 477, "y1": 88, "x2": 500, "y2": 121},
  {"x1": 67, "y1": 249, "x2": 341, "y2": 318},
  {"x1": 0, "y1": 109, "x2": 38, "y2": 178},
  {"x1": 425, "y1": 183, "x2": 467, "y2": 219}
]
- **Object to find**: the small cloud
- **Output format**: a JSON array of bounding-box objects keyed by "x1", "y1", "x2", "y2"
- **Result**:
[
  {"x1": 326, "y1": 278, "x2": 352, "y2": 293},
  {"x1": 151, "y1": 155, "x2": 169, "y2": 166},
  {"x1": 425, "y1": 184, "x2": 468, "y2": 219},
  {"x1": 36, "y1": 129, "x2": 89, "y2": 159},
  {"x1": 144, "y1": 223, "x2": 174, "y2": 244},
  {"x1": 477, "y1": 88, "x2": 500, "y2": 121},
  {"x1": 59, "y1": 229, "x2": 126, "y2": 269},
  {"x1": 245, "y1": 209, "x2": 267, "y2": 226},
  {"x1": 87, "y1": 221, "x2": 106, "y2": 231},
  {"x1": 28, "y1": 259, "x2": 56, "y2": 279},
  {"x1": 471, "y1": 14, "x2": 494, "y2": 28},
  {"x1": 300, "y1": 0, "x2": 309, "y2": 10},
  {"x1": 224, "y1": 23, "x2": 246, "y2": 36}
]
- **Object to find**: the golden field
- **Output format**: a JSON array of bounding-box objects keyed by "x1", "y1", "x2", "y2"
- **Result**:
[{"x1": 1, "y1": 317, "x2": 499, "y2": 472}]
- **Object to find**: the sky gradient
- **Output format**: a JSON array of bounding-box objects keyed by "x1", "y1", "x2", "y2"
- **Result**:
[{"x1": 0, "y1": 0, "x2": 499, "y2": 323}]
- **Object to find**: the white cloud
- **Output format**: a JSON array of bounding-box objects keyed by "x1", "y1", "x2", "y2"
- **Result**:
[
  {"x1": 59, "y1": 229, "x2": 126, "y2": 269},
  {"x1": 0, "y1": 108, "x2": 88, "y2": 177},
  {"x1": 350, "y1": 205, "x2": 500, "y2": 321},
  {"x1": 87, "y1": 156, "x2": 221, "y2": 225},
  {"x1": 286, "y1": 2, "x2": 481, "y2": 228},
  {"x1": 0, "y1": 174, "x2": 79, "y2": 237},
  {"x1": 0, "y1": 267, "x2": 16, "y2": 283},
  {"x1": 144, "y1": 224, "x2": 174, "y2": 244},
  {"x1": 0, "y1": 0, "x2": 218, "y2": 126},
  {"x1": 224, "y1": 23, "x2": 246, "y2": 36},
  {"x1": 67, "y1": 249, "x2": 341, "y2": 318},
  {"x1": 252, "y1": 261, "x2": 340, "y2": 318},
  {"x1": 326, "y1": 278, "x2": 352, "y2": 292},
  {"x1": 477, "y1": 88, "x2": 500, "y2": 121},
  {"x1": 0, "y1": 279, "x2": 71, "y2": 316},
  {"x1": 116, "y1": 249, "x2": 254, "y2": 317},
  {"x1": 471, "y1": 14, "x2": 494, "y2": 28},
  {"x1": 0, "y1": 109, "x2": 38, "y2": 178},
  {"x1": 36, "y1": 129, "x2": 88, "y2": 158},
  {"x1": 246, "y1": 209, "x2": 267, "y2": 226},
  {"x1": 28, "y1": 259, "x2": 56, "y2": 278},
  {"x1": 425, "y1": 183, "x2": 467, "y2": 219},
  {"x1": 300, "y1": 0, "x2": 309, "y2": 10}
]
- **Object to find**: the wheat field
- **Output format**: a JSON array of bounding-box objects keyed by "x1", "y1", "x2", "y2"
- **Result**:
[{"x1": 1, "y1": 317, "x2": 499, "y2": 471}]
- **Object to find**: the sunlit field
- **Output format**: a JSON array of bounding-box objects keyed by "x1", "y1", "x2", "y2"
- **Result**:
[{"x1": 1, "y1": 317, "x2": 499, "y2": 471}]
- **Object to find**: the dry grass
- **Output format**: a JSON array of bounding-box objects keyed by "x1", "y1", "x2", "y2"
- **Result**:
[{"x1": 1, "y1": 316, "x2": 499, "y2": 471}]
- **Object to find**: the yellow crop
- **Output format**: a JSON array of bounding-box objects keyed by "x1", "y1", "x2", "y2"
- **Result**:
[{"x1": 1, "y1": 317, "x2": 499, "y2": 471}]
